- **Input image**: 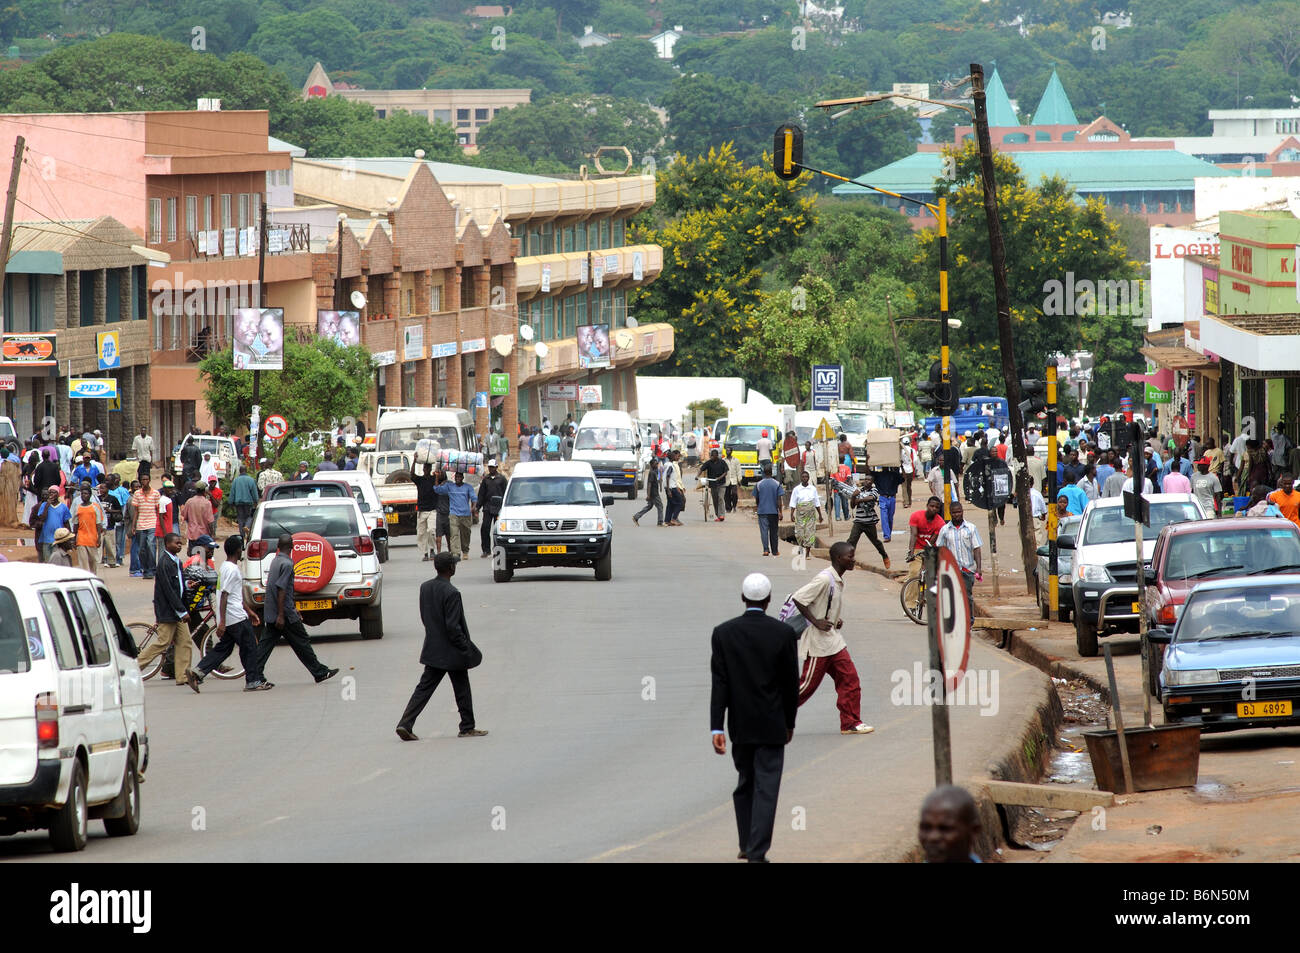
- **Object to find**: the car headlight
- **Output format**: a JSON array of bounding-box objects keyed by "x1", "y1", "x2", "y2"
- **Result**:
[
  {"x1": 1165, "y1": 668, "x2": 1220, "y2": 686},
  {"x1": 1076, "y1": 564, "x2": 1111, "y2": 583},
  {"x1": 498, "y1": 519, "x2": 525, "y2": 532},
  {"x1": 577, "y1": 518, "x2": 607, "y2": 532}
]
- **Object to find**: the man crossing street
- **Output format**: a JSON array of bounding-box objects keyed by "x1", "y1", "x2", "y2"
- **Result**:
[{"x1": 477, "y1": 460, "x2": 508, "y2": 557}]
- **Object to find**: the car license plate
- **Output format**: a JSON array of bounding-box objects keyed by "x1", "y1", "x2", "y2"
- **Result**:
[
  {"x1": 296, "y1": 599, "x2": 333, "y2": 612},
  {"x1": 1238, "y1": 701, "x2": 1292, "y2": 718},
  {"x1": 537, "y1": 545, "x2": 567, "y2": 554},
  {"x1": 1131, "y1": 602, "x2": 1141, "y2": 614},
  {"x1": 386, "y1": 513, "x2": 399, "y2": 523}
]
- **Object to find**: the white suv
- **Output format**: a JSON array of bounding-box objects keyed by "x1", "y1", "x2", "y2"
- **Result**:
[
  {"x1": 491, "y1": 461, "x2": 614, "y2": 582},
  {"x1": 0, "y1": 564, "x2": 147, "y2": 851},
  {"x1": 242, "y1": 496, "x2": 385, "y2": 639}
]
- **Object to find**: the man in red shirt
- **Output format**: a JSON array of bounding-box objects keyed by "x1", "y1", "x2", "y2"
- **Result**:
[{"x1": 906, "y1": 496, "x2": 947, "y2": 583}]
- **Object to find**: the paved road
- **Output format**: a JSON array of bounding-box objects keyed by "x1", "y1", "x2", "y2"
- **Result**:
[{"x1": 3, "y1": 498, "x2": 1050, "y2": 862}]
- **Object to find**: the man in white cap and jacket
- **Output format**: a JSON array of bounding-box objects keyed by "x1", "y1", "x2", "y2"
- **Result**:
[
  {"x1": 710, "y1": 572, "x2": 798, "y2": 862},
  {"x1": 476, "y1": 459, "x2": 508, "y2": 558}
]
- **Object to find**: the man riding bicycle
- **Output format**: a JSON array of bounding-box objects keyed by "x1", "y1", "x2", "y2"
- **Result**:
[{"x1": 906, "y1": 496, "x2": 947, "y2": 583}]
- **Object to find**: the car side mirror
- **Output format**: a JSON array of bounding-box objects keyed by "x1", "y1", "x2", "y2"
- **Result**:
[
  {"x1": 1144, "y1": 568, "x2": 1157, "y2": 584},
  {"x1": 359, "y1": 501, "x2": 370, "y2": 512},
  {"x1": 1147, "y1": 628, "x2": 1172, "y2": 645},
  {"x1": 602, "y1": 495, "x2": 614, "y2": 508},
  {"x1": 491, "y1": 495, "x2": 504, "y2": 509},
  {"x1": 1036, "y1": 545, "x2": 1049, "y2": 557},
  {"x1": 1057, "y1": 538, "x2": 1075, "y2": 551}
]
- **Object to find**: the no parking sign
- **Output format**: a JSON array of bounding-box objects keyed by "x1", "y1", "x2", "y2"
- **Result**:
[{"x1": 264, "y1": 414, "x2": 288, "y2": 440}]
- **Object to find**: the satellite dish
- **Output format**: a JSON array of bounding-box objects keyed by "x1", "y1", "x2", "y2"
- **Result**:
[
  {"x1": 625, "y1": 315, "x2": 639, "y2": 328},
  {"x1": 535, "y1": 341, "x2": 549, "y2": 359},
  {"x1": 519, "y1": 324, "x2": 535, "y2": 341},
  {"x1": 414, "y1": 149, "x2": 426, "y2": 159},
  {"x1": 350, "y1": 290, "x2": 367, "y2": 310},
  {"x1": 614, "y1": 329, "x2": 634, "y2": 349},
  {"x1": 493, "y1": 334, "x2": 513, "y2": 356}
]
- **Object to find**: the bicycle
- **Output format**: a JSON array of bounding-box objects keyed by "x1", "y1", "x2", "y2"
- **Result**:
[
  {"x1": 698, "y1": 474, "x2": 722, "y2": 521},
  {"x1": 899, "y1": 541, "x2": 936, "y2": 626},
  {"x1": 129, "y1": 568, "x2": 244, "y2": 681}
]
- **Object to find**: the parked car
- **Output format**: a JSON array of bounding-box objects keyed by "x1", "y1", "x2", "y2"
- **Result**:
[
  {"x1": 490, "y1": 461, "x2": 614, "y2": 582},
  {"x1": 0, "y1": 565, "x2": 147, "y2": 851},
  {"x1": 262, "y1": 477, "x2": 389, "y2": 563},
  {"x1": 242, "y1": 497, "x2": 384, "y2": 639},
  {"x1": 1034, "y1": 514, "x2": 1082, "y2": 622},
  {"x1": 1070, "y1": 494, "x2": 1206, "y2": 656},
  {"x1": 1140, "y1": 518, "x2": 1300, "y2": 695},
  {"x1": 1152, "y1": 576, "x2": 1300, "y2": 732}
]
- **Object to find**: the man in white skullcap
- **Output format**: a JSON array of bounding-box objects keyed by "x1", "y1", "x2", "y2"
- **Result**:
[{"x1": 709, "y1": 572, "x2": 799, "y2": 862}]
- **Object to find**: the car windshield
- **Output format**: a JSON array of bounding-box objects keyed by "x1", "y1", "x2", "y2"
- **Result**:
[
  {"x1": 1082, "y1": 502, "x2": 1202, "y2": 545},
  {"x1": 0, "y1": 419, "x2": 15, "y2": 439},
  {"x1": 1178, "y1": 584, "x2": 1300, "y2": 642},
  {"x1": 837, "y1": 413, "x2": 882, "y2": 434},
  {"x1": 575, "y1": 428, "x2": 634, "y2": 451},
  {"x1": 0, "y1": 588, "x2": 31, "y2": 674},
  {"x1": 258, "y1": 504, "x2": 358, "y2": 541},
  {"x1": 378, "y1": 426, "x2": 459, "y2": 452},
  {"x1": 504, "y1": 476, "x2": 601, "y2": 506},
  {"x1": 268, "y1": 483, "x2": 348, "y2": 501},
  {"x1": 1165, "y1": 527, "x2": 1300, "y2": 580},
  {"x1": 726, "y1": 426, "x2": 777, "y2": 450}
]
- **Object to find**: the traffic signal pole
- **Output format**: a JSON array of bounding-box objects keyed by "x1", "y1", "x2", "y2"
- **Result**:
[
  {"x1": 938, "y1": 196, "x2": 952, "y2": 520},
  {"x1": 1047, "y1": 364, "x2": 1059, "y2": 621}
]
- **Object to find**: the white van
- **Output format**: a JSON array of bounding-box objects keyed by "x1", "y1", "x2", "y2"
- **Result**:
[
  {"x1": 0, "y1": 564, "x2": 147, "y2": 851},
  {"x1": 363, "y1": 406, "x2": 478, "y2": 484},
  {"x1": 570, "y1": 409, "x2": 641, "y2": 499}
]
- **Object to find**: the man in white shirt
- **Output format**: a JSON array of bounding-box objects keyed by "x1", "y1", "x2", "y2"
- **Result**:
[
  {"x1": 788, "y1": 542, "x2": 873, "y2": 735},
  {"x1": 1030, "y1": 479, "x2": 1048, "y2": 548},
  {"x1": 190, "y1": 535, "x2": 272, "y2": 691},
  {"x1": 936, "y1": 502, "x2": 982, "y2": 612},
  {"x1": 755, "y1": 430, "x2": 774, "y2": 472},
  {"x1": 663, "y1": 449, "x2": 685, "y2": 525},
  {"x1": 132, "y1": 427, "x2": 155, "y2": 474}
]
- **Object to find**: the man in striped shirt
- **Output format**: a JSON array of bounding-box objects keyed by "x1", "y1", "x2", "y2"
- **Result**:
[{"x1": 130, "y1": 473, "x2": 160, "y2": 579}]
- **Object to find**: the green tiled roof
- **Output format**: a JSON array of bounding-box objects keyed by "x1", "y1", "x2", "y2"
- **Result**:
[
  {"x1": 831, "y1": 149, "x2": 1238, "y2": 197},
  {"x1": 985, "y1": 68, "x2": 1019, "y2": 128},
  {"x1": 1032, "y1": 70, "x2": 1077, "y2": 126}
]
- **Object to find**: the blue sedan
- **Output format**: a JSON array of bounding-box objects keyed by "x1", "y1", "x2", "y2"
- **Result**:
[{"x1": 1152, "y1": 575, "x2": 1300, "y2": 733}]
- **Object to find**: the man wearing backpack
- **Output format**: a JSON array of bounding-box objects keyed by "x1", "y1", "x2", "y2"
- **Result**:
[{"x1": 785, "y1": 541, "x2": 874, "y2": 735}]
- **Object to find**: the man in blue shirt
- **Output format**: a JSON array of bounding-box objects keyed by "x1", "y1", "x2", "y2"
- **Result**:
[
  {"x1": 543, "y1": 429, "x2": 562, "y2": 460},
  {"x1": 1094, "y1": 452, "x2": 1116, "y2": 490},
  {"x1": 752, "y1": 464, "x2": 785, "y2": 557},
  {"x1": 434, "y1": 470, "x2": 478, "y2": 560},
  {"x1": 34, "y1": 486, "x2": 71, "y2": 563},
  {"x1": 72, "y1": 452, "x2": 100, "y2": 487},
  {"x1": 230, "y1": 463, "x2": 260, "y2": 539}
]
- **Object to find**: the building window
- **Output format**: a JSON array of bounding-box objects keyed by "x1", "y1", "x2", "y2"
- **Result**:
[
  {"x1": 148, "y1": 198, "x2": 162, "y2": 243},
  {"x1": 185, "y1": 196, "x2": 197, "y2": 240},
  {"x1": 376, "y1": 109, "x2": 386, "y2": 119},
  {"x1": 154, "y1": 307, "x2": 164, "y2": 350},
  {"x1": 203, "y1": 195, "x2": 213, "y2": 232},
  {"x1": 475, "y1": 108, "x2": 488, "y2": 121},
  {"x1": 563, "y1": 294, "x2": 575, "y2": 337},
  {"x1": 575, "y1": 223, "x2": 587, "y2": 252},
  {"x1": 529, "y1": 300, "x2": 541, "y2": 338},
  {"x1": 457, "y1": 108, "x2": 470, "y2": 122},
  {"x1": 79, "y1": 272, "x2": 95, "y2": 327},
  {"x1": 562, "y1": 225, "x2": 574, "y2": 252},
  {"x1": 588, "y1": 221, "x2": 599, "y2": 249},
  {"x1": 434, "y1": 109, "x2": 452, "y2": 124},
  {"x1": 541, "y1": 222, "x2": 554, "y2": 255},
  {"x1": 614, "y1": 290, "x2": 626, "y2": 328},
  {"x1": 166, "y1": 198, "x2": 177, "y2": 242},
  {"x1": 613, "y1": 218, "x2": 625, "y2": 246},
  {"x1": 542, "y1": 297, "x2": 554, "y2": 339},
  {"x1": 133, "y1": 265, "x2": 146, "y2": 320},
  {"x1": 599, "y1": 219, "x2": 609, "y2": 248},
  {"x1": 106, "y1": 269, "x2": 122, "y2": 323},
  {"x1": 221, "y1": 194, "x2": 232, "y2": 230},
  {"x1": 575, "y1": 293, "x2": 586, "y2": 327},
  {"x1": 238, "y1": 193, "x2": 249, "y2": 230}
]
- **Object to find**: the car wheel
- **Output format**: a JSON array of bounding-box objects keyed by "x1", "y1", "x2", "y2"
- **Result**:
[
  {"x1": 493, "y1": 561, "x2": 514, "y2": 583},
  {"x1": 360, "y1": 606, "x2": 384, "y2": 640},
  {"x1": 595, "y1": 552, "x2": 612, "y2": 581},
  {"x1": 627, "y1": 482, "x2": 637, "y2": 500},
  {"x1": 104, "y1": 749, "x2": 141, "y2": 837},
  {"x1": 1036, "y1": 582, "x2": 1049, "y2": 620},
  {"x1": 1142, "y1": 635, "x2": 1164, "y2": 697},
  {"x1": 1059, "y1": 602, "x2": 1072, "y2": 624},
  {"x1": 49, "y1": 760, "x2": 88, "y2": 852},
  {"x1": 1075, "y1": 616, "x2": 1098, "y2": 657}
]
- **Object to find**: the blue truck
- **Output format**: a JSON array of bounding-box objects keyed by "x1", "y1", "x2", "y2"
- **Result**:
[{"x1": 922, "y1": 395, "x2": 1010, "y2": 436}]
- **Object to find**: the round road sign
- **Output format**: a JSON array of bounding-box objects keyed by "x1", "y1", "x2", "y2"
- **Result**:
[
  {"x1": 290, "y1": 532, "x2": 336, "y2": 594},
  {"x1": 936, "y1": 546, "x2": 971, "y2": 693},
  {"x1": 264, "y1": 414, "x2": 288, "y2": 440}
]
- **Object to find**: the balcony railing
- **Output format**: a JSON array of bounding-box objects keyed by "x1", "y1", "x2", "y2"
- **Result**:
[{"x1": 187, "y1": 222, "x2": 312, "y2": 260}]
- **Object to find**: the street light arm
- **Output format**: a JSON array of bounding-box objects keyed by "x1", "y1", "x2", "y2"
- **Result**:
[
  {"x1": 787, "y1": 160, "x2": 940, "y2": 214},
  {"x1": 815, "y1": 92, "x2": 975, "y2": 118}
]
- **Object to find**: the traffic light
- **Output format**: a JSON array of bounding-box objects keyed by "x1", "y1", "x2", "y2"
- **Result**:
[
  {"x1": 772, "y1": 123, "x2": 803, "y2": 180},
  {"x1": 916, "y1": 359, "x2": 960, "y2": 415},
  {"x1": 1019, "y1": 379, "x2": 1046, "y2": 417}
]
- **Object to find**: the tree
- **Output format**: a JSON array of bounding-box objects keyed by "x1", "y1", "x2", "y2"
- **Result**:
[
  {"x1": 738, "y1": 275, "x2": 853, "y2": 409},
  {"x1": 581, "y1": 38, "x2": 675, "y2": 104},
  {"x1": 593, "y1": 1, "x2": 652, "y2": 35},
  {"x1": 271, "y1": 94, "x2": 460, "y2": 158},
  {"x1": 662, "y1": 73, "x2": 787, "y2": 164},
  {"x1": 475, "y1": 94, "x2": 663, "y2": 170},
  {"x1": 245, "y1": 9, "x2": 361, "y2": 82},
  {"x1": 199, "y1": 337, "x2": 376, "y2": 465},
  {"x1": 630, "y1": 145, "x2": 815, "y2": 383},
  {"x1": 685, "y1": 397, "x2": 728, "y2": 430},
  {"x1": 798, "y1": 87, "x2": 921, "y2": 192}
]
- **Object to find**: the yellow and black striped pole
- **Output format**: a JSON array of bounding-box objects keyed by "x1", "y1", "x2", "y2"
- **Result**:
[
  {"x1": 938, "y1": 195, "x2": 952, "y2": 520},
  {"x1": 1046, "y1": 363, "x2": 1059, "y2": 620}
]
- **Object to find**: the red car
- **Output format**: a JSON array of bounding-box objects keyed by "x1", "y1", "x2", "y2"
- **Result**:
[{"x1": 1141, "y1": 517, "x2": 1300, "y2": 694}]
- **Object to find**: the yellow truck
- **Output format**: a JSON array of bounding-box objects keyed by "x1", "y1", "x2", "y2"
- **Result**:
[{"x1": 724, "y1": 411, "x2": 783, "y2": 485}]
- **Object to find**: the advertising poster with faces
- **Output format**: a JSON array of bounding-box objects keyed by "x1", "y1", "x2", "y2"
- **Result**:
[
  {"x1": 233, "y1": 308, "x2": 285, "y2": 370},
  {"x1": 317, "y1": 310, "x2": 361, "y2": 348}
]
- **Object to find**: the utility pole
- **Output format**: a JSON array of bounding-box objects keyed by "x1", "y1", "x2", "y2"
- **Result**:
[
  {"x1": 0, "y1": 136, "x2": 26, "y2": 329},
  {"x1": 334, "y1": 217, "x2": 345, "y2": 310},
  {"x1": 970, "y1": 62, "x2": 1036, "y2": 591},
  {"x1": 249, "y1": 195, "x2": 268, "y2": 463},
  {"x1": 885, "y1": 295, "x2": 909, "y2": 409}
]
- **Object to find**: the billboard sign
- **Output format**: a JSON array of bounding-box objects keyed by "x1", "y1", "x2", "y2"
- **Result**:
[
  {"x1": 811, "y1": 364, "x2": 843, "y2": 411},
  {"x1": 233, "y1": 308, "x2": 284, "y2": 370},
  {"x1": 317, "y1": 310, "x2": 361, "y2": 347},
  {"x1": 577, "y1": 324, "x2": 611, "y2": 369}
]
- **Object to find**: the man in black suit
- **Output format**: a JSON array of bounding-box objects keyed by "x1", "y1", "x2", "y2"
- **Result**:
[
  {"x1": 710, "y1": 572, "x2": 799, "y2": 862},
  {"x1": 395, "y1": 552, "x2": 488, "y2": 741},
  {"x1": 133, "y1": 532, "x2": 198, "y2": 691}
]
